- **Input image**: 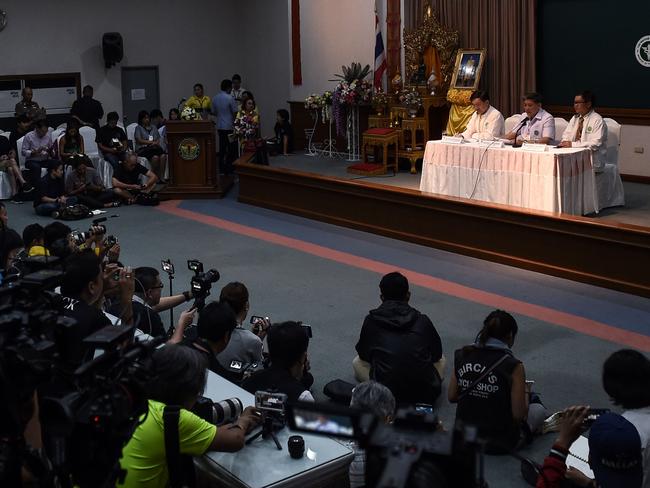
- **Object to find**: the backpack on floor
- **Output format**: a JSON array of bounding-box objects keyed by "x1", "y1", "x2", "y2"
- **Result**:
[
  {"x1": 54, "y1": 204, "x2": 91, "y2": 220},
  {"x1": 135, "y1": 192, "x2": 160, "y2": 206}
]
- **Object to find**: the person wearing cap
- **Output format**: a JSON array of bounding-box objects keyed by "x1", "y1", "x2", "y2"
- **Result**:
[
  {"x1": 536, "y1": 406, "x2": 643, "y2": 488},
  {"x1": 602, "y1": 349, "x2": 650, "y2": 487}
]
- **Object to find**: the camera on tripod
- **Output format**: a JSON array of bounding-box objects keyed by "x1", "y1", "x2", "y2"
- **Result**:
[
  {"x1": 70, "y1": 217, "x2": 109, "y2": 246},
  {"x1": 245, "y1": 391, "x2": 288, "y2": 451},
  {"x1": 286, "y1": 401, "x2": 488, "y2": 488},
  {"x1": 187, "y1": 259, "x2": 220, "y2": 310}
]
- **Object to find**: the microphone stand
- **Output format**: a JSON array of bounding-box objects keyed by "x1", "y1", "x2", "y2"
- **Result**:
[{"x1": 512, "y1": 118, "x2": 528, "y2": 148}]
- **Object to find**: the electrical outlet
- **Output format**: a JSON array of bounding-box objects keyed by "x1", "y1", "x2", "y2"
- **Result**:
[{"x1": 634, "y1": 147, "x2": 644, "y2": 154}]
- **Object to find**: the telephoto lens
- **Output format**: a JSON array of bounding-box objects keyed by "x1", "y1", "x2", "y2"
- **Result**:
[
  {"x1": 213, "y1": 397, "x2": 244, "y2": 425},
  {"x1": 288, "y1": 435, "x2": 305, "y2": 459},
  {"x1": 192, "y1": 397, "x2": 243, "y2": 425}
]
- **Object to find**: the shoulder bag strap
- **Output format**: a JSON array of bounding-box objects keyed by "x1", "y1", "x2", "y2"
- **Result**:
[
  {"x1": 163, "y1": 405, "x2": 184, "y2": 488},
  {"x1": 457, "y1": 353, "x2": 510, "y2": 402}
]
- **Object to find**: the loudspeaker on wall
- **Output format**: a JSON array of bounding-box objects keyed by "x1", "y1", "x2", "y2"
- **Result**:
[{"x1": 102, "y1": 32, "x2": 124, "y2": 69}]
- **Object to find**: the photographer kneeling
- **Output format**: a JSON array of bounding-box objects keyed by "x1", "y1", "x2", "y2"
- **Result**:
[{"x1": 118, "y1": 344, "x2": 262, "y2": 488}]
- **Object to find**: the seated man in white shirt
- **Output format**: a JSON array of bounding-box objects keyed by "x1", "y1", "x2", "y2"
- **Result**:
[
  {"x1": 460, "y1": 90, "x2": 505, "y2": 141},
  {"x1": 505, "y1": 92, "x2": 555, "y2": 145},
  {"x1": 557, "y1": 90, "x2": 608, "y2": 171}
]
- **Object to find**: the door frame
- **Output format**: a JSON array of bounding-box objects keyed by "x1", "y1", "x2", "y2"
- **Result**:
[{"x1": 121, "y1": 65, "x2": 160, "y2": 123}]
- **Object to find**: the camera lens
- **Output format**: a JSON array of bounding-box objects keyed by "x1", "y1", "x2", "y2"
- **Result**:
[{"x1": 288, "y1": 435, "x2": 305, "y2": 459}]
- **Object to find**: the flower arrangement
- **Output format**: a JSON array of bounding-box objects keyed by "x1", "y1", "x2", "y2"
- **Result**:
[
  {"x1": 399, "y1": 88, "x2": 422, "y2": 109},
  {"x1": 371, "y1": 90, "x2": 391, "y2": 114},
  {"x1": 181, "y1": 106, "x2": 201, "y2": 120},
  {"x1": 233, "y1": 112, "x2": 259, "y2": 140},
  {"x1": 332, "y1": 79, "x2": 372, "y2": 135},
  {"x1": 304, "y1": 93, "x2": 322, "y2": 110},
  {"x1": 320, "y1": 90, "x2": 333, "y2": 123}
]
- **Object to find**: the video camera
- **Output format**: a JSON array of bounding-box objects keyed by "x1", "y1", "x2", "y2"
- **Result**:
[
  {"x1": 40, "y1": 329, "x2": 164, "y2": 488},
  {"x1": 187, "y1": 259, "x2": 220, "y2": 311},
  {"x1": 250, "y1": 315, "x2": 313, "y2": 338},
  {"x1": 286, "y1": 402, "x2": 487, "y2": 488},
  {"x1": 245, "y1": 391, "x2": 288, "y2": 451},
  {"x1": 69, "y1": 217, "x2": 109, "y2": 246},
  {"x1": 0, "y1": 256, "x2": 162, "y2": 488}
]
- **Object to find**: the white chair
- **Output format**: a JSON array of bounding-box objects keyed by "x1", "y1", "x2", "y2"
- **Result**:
[
  {"x1": 79, "y1": 126, "x2": 99, "y2": 161},
  {"x1": 504, "y1": 114, "x2": 521, "y2": 134},
  {"x1": 595, "y1": 118, "x2": 625, "y2": 210},
  {"x1": 51, "y1": 127, "x2": 65, "y2": 143},
  {"x1": 16, "y1": 136, "x2": 25, "y2": 169},
  {"x1": 57, "y1": 122, "x2": 67, "y2": 130},
  {"x1": 126, "y1": 123, "x2": 138, "y2": 151},
  {"x1": 553, "y1": 117, "x2": 569, "y2": 143}
]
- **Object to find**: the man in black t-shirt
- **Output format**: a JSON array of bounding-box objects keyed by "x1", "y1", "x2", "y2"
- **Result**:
[
  {"x1": 9, "y1": 114, "x2": 32, "y2": 154},
  {"x1": 60, "y1": 250, "x2": 135, "y2": 373},
  {"x1": 111, "y1": 153, "x2": 158, "y2": 204},
  {"x1": 71, "y1": 85, "x2": 104, "y2": 131},
  {"x1": 96, "y1": 112, "x2": 128, "y2": 170},
  {"x1": 242, "y1": 321, "x2": 314, "y2": 402},
  {"x1": 34, "y1": 161, "x2": 78, "y2": 217},
  {"x1": 182, "y1": 301, "x2": 239, "y2": 382}
]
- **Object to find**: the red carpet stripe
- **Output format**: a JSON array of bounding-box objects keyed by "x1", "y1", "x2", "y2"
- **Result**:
[{"x1": 158, "y1": 200, "x2": 650, "y2": 351}]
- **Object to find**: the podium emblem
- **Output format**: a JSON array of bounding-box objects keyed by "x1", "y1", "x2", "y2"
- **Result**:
[{"x1": 178, "y1": 138, "x2": 201, "y2": 161}]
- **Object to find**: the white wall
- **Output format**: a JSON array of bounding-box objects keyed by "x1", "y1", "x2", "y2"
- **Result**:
[
  {"x1": 620, "y1": 126, "x2": 650, "y2": 177},
  {"x1": 1, "y1": 0, "x2": 240, "y2": 123},
  {"x1": 289, "y1": 0, "x2": 376, "y2": 101},
  {"x1": 241, "y1": 0, "x2": 291, "y2": 137}
]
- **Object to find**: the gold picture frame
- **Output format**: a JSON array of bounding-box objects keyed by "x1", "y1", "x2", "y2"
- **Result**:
[{"x1": 450, "y1": 49, "x2": 486, "y2": 91}]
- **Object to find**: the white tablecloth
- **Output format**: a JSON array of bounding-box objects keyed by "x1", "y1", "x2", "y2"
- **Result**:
[{"x1": 419, "y1": 141, "x2": 599, "y2": 215}]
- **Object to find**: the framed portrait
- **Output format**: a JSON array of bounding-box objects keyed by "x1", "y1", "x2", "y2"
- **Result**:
[{"x1": 450, "y1": 49, "x2": 486, "y2": 90}]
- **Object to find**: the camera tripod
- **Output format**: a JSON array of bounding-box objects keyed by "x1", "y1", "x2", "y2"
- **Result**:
[{"x1": 245, "y1": 415, "x2": 284, "y2": 450}]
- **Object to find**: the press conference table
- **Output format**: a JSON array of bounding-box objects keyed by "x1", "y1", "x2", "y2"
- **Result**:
[
  {"x1": 419, "y1": 140, "x2": 598, "y2": 215},
  {"x1": 196, "y1": 372, "x2": 353, "y2": 488}
]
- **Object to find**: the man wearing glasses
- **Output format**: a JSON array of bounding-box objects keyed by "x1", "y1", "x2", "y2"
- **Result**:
[
  {"x1": 557, "y1": 90, "x2": 608, "y2": 171},
  {"x1": 114, "y1": 266, "x2": 195, "y2": 338}
]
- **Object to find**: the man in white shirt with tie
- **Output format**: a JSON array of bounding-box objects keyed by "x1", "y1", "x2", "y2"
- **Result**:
[
  {"x1": 557, "y1": 90, "x2": 608, "y2": 171},
  {"x1": 460, "y1": 90, "x2": 505, "y2": 141},
  {"x1": 505, "y1": 92, "x2": 555, "y2": 145}
]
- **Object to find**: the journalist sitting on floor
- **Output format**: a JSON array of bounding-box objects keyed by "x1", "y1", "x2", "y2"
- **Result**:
[
  {"x1": 353, "y1": 271, "x2": 444, "y2": 406},
  {"x1": 216, "y1": 281, "x2": 267, "y2": 372},
  {"x1": 110, "y1": 266, "x2": 196, "y2": 338},
  {"x1": 448, "y1": 310, "x2": 547, "y2": 454},
  {"x1": 182, "y1": 300, "x2": 240, "y2": 381},
  {"x1": 242, "y1": 321, "x2": 314, "y2": 402}
]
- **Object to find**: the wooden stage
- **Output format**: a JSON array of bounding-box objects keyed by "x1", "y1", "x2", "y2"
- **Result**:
[{"x1": 235, "y1": 155, "x2": 650, "y2": 298}]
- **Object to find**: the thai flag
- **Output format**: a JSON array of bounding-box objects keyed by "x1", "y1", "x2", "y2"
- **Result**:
[{"x1": 374, "y1": 12, "x2": 387, "y2": 90}]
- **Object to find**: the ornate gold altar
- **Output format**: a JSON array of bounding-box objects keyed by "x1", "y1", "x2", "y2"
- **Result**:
[{"x1": 360, "y1": 8, "x2": 459, "y2": 174}]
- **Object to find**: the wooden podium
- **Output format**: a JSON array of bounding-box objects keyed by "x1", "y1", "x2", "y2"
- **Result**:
[{"x1": 159, "y1": 120, "x2": 233, "y2": 199}]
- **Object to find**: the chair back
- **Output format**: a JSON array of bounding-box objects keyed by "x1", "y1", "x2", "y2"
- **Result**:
[
  {"x1": 553, "y1": 117, "x2": 569, "y2": 141},
  {"x1": 51, "y1": 127, "x2": 65, "y2": 141},
  {"x1": 603, "y1": 118, "x2": 621, "y2": 165},
  {"x1": 126, "y1": 123, "x2": 138, "y2": 148},
  {"x1": 79, "y1": 126, "x2": 99, "y2": 156},
  {"x1": 16, "y1": 136, "x2": 25, "y2": 169},
  {"x1": 505, "y1": 114, "x2": 521, "y2": 134},
  {"x1": 57, "y1": 122, "x2": 67, "y2": 130}
]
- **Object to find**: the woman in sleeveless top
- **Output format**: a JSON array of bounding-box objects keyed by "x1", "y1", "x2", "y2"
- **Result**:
[
  {"x1": 59, "y1": 121, "x2": 91, "y2": 167},
  {"x1": 448, "y1": 310, "x2": 547, "y2": 453}
]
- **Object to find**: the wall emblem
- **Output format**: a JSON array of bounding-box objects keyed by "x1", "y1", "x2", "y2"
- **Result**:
[{"x1": 635, "y1": 35, "x2": 650, "y2": 67}]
